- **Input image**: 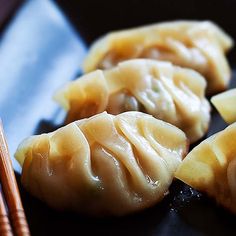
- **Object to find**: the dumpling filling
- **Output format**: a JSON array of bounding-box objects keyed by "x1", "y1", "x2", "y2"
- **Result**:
[{"x1": 55, "y1": 59, "x2": 210, "y2": 143}]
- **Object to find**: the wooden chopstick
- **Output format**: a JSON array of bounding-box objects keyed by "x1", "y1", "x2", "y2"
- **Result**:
[
  {"x1": 0, "y1": 120, "x2": 30, "y2": 236},
  {"x1": 0, "y1": 184, "x2": 13, "y2": 236}
]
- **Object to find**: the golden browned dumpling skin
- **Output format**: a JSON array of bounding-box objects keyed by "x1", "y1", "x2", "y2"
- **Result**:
[
  {"x1": 211, "y1": 88, "x2": 236, "y2": 124},
  {"x1": 83, "y1": 21, "x2": 233, "y2": 94},
  {"x1": 175, "y1": 122, "x2": 236, "y2": 214},
  {"x1": 55, "y1": 59, "x2": 210, "y2": 143},
  {"x1": 15, "y1": 112, "x2": 188, "y2": 216}
]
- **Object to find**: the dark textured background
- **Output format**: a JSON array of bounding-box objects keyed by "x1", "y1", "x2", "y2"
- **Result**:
[
  {"x1": 57, "y1": 0, "x2": 236, "y2": 43},
  {"x1": 56, "y1": 0, "x2": 236, "y2": 64}
]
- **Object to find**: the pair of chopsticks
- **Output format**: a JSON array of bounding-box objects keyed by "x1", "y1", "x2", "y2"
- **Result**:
[{"x1": 0, "y1": 120, "x2": 30, "y2": 236}]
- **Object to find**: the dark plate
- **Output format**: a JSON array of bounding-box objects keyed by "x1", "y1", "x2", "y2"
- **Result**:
[{"x1": 0, "y1": 0, "x2": 236, "y2": 235}]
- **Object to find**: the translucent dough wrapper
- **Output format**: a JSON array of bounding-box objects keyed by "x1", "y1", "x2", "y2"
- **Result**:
[
  {"x1": 83, "y1": 21, "x2": 233, "y2": 94},
  {"x1": 15, "y1": 112, "x2": 188, "y2": 216},
  {"x1": 211, "y1": 88, "x2": 236, "y2": 124},
  {"x1": 55, "y1": 59, "x2": 210, "y2": 143},
  {"x1": 175, "y1": 123, "x2": 236, "y2": 214}
]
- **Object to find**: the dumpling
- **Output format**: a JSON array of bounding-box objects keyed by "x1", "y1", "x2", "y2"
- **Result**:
[
  {"x1": 175, "y1": 122, "x2": 236, "y2": 214},
  {"x1": 54, "y1": 59, "x2": 210, "y2": 143},
  {"x1": 83, "y1": 21, "x2": 233, "y2": 94},
  {"x1": 15, "y1": 111, "x2": 188, "y2": 216},
  {"x1": 211, "y1": 88, "x2": 236, "y2": 124}
]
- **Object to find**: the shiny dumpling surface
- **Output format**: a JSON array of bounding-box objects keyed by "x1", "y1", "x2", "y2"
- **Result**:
[
  {"x1": 211, "y1": 88, "x2": 236, "y2": 124},
  {"x1": 175, "y1": 122, "x2": 236, "y2": 214},
  {"x1": 15, "y1": 112, "x2": 188, "y2": 216},
  {"x1": 83, "y1": 21, "x2": 233, "y2": 94},
  {"x1": 55, "y1": 59, "x2": 210, "y2": 143}
]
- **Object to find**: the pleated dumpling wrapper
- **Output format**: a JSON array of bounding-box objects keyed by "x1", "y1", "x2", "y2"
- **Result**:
[
  {"x1": 83, "y1": 21, "x2": 233, "y2": 94},
  {"x1": 15, "y1": 112, "x2": 188, "y2": 216},
  {"x1": 54, "y1": 59, "x2": 210, "y2": 143},
  {"x1": 175, "y1": 122, "x2": 236, "y2": 214},
  {"x1": 211, "y1": 88, "x2": 236, "y2": 124}
]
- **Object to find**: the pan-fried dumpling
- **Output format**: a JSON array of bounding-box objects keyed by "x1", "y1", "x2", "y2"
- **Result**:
[
  {"x1": 15, "y1": 112, "x2": 188, "y2": 216},
  {"x1": 175, "y1": 123, "x2": 236, "y2": 214},
  {"x1": 211, "y1": 88, "x2": 236, "y2": 124},
  {"x1": 54, "y1": 59, "x2": 210, "y2": 143},
  {"x1": 83, "y1": 21, "x2": 233, "y2": 94}
]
